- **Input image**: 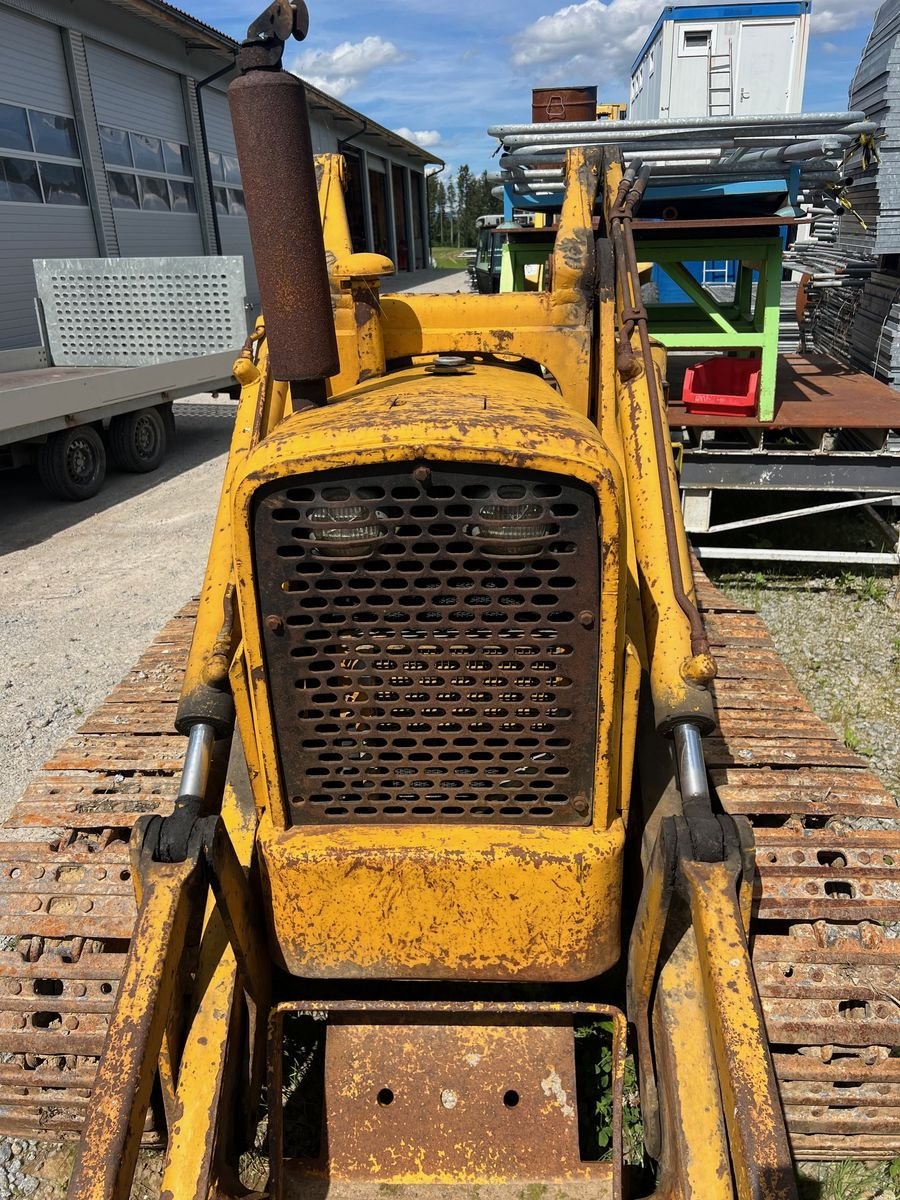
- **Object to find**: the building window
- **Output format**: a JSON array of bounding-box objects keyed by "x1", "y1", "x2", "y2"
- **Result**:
[
  {"x1": 680, "y1": 27, "x2": 712, "y2": 56},
  {"x1": 99, "y1": 124, "x2": 197, "y2": 213},
  {"x1": 0, "y1": 101, "x2": 87, "y2": 205},
  {"x1": 208, "y1": 149, "x2": 246, "y2": 217}
]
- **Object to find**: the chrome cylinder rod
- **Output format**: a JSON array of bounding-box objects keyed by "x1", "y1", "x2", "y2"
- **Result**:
[
  {"x1": 673, "y1": 721, "x2": 711, "y2": 812},
  {"x1": 179, "y1": 722, "x2": 216, "y2": 801}
]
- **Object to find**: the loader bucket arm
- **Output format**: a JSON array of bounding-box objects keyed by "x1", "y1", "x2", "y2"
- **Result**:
[
  {"x1": 66, "y1": 798, "x2": 268, "y2": 1200},
  {"x1": 602, "y1": 149, "x2": 799, "y2": 1199}
]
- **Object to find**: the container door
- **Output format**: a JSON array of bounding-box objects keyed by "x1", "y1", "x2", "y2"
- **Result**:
[{"x1": 735, "y1": 22, "x2": 795, "y2": 114}]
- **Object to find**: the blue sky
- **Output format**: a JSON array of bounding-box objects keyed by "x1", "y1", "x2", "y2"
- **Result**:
[{"x1": 192, "y1": 0, "x2": 881, "y2": 174}]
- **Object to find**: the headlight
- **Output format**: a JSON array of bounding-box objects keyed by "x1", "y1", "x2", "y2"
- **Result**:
[
  {"x1": 307, "y1": 506, "x2": 388, "y2": 557},
  {"x1": 467, "y1": 503, "x2": 556, "y2": 556}
]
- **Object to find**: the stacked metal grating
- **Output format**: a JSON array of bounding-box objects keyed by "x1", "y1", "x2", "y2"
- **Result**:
[
  {"x1": 780, "y1": 0, "x2": 900, "y2": 383},
  {"x1": 845, "y1": 268, "x2": 900, "y2": 382},
  {"x1": 788, "y1": 243, "x2": 900, "y2": 384},
  {"x1": 840, "y1": 0, "x2": 900, "y2": 256}
]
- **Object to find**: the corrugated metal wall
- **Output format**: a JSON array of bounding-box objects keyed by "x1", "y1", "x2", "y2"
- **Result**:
[
  {"x1": 0, "y1": 7, "x2": 97, "y2": 349},
  {"x1": 202, "y1": 87, "x2": 235, "y2": 154},
  {"x1": 85, "y1": 39, "x2": 188, "y2": 140},
  {"x1": 0, "y1": 5, "x2": 72, "y2": 111}
]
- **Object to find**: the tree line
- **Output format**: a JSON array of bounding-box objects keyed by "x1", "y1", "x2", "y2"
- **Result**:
[{"x1": 427, "y1": 165, "x2": 497, "y2": 248}]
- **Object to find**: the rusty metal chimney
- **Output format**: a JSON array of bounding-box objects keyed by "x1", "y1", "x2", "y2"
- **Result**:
[{"x1": 228, "y1": 2, "x2": 339, "y2": 390}]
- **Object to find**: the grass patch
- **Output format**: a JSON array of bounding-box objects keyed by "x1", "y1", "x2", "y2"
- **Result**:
[
  {"x1": 836, "y1": 571, "x2": 889, "y2": 604},
  {"x1": 431, "y1": 245, "x2": 471, "y2": 269},
  {"x1": 797, "y1": 1157, "x2": 900, "y2": 1199}
]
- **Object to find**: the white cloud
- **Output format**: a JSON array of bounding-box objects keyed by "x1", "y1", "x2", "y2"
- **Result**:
[
  {"x1": 512, "y1": 0, "x2": 659, "y2": 83},
  {"x1": 811, "y1": 0, "x2": 880, "y2": 33},
  {"x1": 511, "y1": 0, "x2": 877, "y2": 87},
  {"x1": 290, "y1": 35, "x2": 404, "y2": 99},
  {"x1": 393, "y1": 127, "x2": 443, "y2": 148}
]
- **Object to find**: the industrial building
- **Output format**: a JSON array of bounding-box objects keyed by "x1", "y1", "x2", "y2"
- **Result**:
[
  {"x1": 0, "y1": 0, "x2": 441, "y2": 353},
  {"x1": 629, "y1": 0, "x2": 811, "y2": 120}
]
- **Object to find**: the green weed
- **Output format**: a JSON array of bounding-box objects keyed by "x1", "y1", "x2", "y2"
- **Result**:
[
  {"x1": 836, "y1": 571, "x2": 889, "y2": 603},
  {"x1": 819, "y1": 1158, "x2": 885, "y2": 1200},
  {"x1": 575, "y1": 1022, "x2": 645, "y2": 1167},
  {"x1": 842, "y1": 723, "x2": 872, "y2": 756}
]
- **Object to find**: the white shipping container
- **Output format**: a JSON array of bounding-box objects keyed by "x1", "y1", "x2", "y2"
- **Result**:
[{"x1": 629, "y1": 1, "x2": 811, "y2": 120}]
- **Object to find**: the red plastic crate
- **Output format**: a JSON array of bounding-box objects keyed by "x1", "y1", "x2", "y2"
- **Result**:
[{"x1": 682, "y1": 356, "x2": 760, "y2": 416}]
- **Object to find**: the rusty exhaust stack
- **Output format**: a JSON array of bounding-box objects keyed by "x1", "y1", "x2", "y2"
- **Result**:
[{"x1": 228, "y1": 2, "x2": 339, "y2": 391}]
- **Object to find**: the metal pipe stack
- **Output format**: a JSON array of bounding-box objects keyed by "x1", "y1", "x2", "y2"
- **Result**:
[{"x1": 490, "y1": 112, "x2": 876, "y2": 197}]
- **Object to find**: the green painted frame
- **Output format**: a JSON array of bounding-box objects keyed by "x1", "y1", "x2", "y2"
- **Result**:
[{"x1": 637, "y1": 234, "x2": 783, "y2": 420}]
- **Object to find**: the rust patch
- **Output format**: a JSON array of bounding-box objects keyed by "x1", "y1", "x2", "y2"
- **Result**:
[{"x1": 268, "y1": 1000, "x2": 625, "y2": 1190}]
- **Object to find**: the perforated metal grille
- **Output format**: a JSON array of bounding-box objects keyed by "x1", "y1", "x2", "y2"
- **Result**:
[
  {"x1": 33, "y1": 256, "x2": 248, "y2": 366},
  {"x1": 254, "y1": 464, "x2": 600, "y2": 826}
]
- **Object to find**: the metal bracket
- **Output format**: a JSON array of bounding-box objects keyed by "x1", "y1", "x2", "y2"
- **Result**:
[
  {"x1": 247, "y1": 0, "x2": 309, "y2": 43},
  {"x1": 239, "y1": 0, "x2": 309, "y2": 71}
]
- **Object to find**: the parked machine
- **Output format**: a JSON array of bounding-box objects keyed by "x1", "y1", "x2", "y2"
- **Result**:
[
  {"x1": 1, "y1": 3, "x2": 897, "y2": 1197},
  {"x1": 470, "y1": 214, "x2": 506, "y2": 293}
]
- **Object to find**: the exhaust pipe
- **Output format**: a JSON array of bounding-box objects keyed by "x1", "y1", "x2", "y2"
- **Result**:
[{"x1": 228, "y1": 5, "x2": 339, "y2": 389}]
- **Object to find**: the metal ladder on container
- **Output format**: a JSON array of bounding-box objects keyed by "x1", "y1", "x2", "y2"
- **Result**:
[{"x1": 708, "y1": 40, "x2": 734, "y2": 116}]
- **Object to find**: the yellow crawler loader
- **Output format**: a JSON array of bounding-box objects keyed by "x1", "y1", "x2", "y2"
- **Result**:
[{"x1": 4, "y1": 2, "x2": 893, "y2": 1197}]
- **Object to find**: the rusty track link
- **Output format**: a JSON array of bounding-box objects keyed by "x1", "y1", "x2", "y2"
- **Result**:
[
  {"x1": 0, "y1": 605, "x2": 195, "y2": 1141},
  {"x1": 0, "y1": 576, "x2": 897, "y2": 1163},
  {"x1": 694, "y1": 568, "x2": 900, "y2": 1162}
]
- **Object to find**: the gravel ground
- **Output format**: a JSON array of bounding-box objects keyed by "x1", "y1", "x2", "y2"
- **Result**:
[{"x1": 0, "y1": 398, "x2": 235, "y2": 821}]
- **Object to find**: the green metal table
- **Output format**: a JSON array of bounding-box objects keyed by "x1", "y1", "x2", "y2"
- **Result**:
[
  {"x1": 635, "y1": 230, "x2": 784, "y2": 421},
  {"x1": 498, "y1": 222, "x2": 786, "y2": 421}
]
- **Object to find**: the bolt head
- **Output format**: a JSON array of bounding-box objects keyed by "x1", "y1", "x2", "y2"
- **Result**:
[
  {"x1": 265, "y1": 614, "x2": 285, "y2": 635},
  {"x1": 578, "y1": 610, "x2": 595, "y2": 629},
  {"x1": 412, "y1": 465, "x2": 431, "y2": 484}
]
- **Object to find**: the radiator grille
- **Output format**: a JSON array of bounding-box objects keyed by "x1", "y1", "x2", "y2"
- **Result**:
[{"x1": 254, "y1": 464, "x2": 600, "y2": 826}]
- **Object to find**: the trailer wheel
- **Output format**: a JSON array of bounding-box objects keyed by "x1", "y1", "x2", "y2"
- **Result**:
[
  {"x1": 37, "y1": 426, "x2": 107, "y2": 501},
  {"x1": 108, "y1": 407, "x2": 167, "y2": 473},
  {"x1": 157, "y1": 402, "x2": 176, "y2": 446}
]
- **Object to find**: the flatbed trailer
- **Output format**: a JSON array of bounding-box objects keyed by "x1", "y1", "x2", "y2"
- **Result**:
[
  {"x1": 669, "y1": 353, "x2": 900, "y2": 565},
  {"x1": 0, "y1": 350, "x2": 237, "y2": 500},
  {"x1": 0, "y1": 255, "x2": 247, "y2": 500}
]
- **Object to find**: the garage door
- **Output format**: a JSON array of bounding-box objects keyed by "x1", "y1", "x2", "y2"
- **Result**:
[{"x1": 86, "y1": 39, "x2": 203, "y2": 257}]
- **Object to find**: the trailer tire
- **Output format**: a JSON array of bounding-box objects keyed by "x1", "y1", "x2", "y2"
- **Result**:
[
  {"x1": 108, "y1": 407, "x2": 167, "y2": 474},
  {"x1": 157, "y1": 402, "x2": 176, "y2": 446},
  {"x1": 37, "y1": 426, "x2": 107, "y2": 501}
]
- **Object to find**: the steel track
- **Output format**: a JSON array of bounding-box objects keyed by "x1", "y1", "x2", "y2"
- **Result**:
[{"x1": 0, "y1": 574, "x2": 897, "y2": 1160}]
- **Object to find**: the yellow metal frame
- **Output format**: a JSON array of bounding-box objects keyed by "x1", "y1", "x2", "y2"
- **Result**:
[
  {"x1": 229, "y1": 370, "x2": 629, "y2": 981},
  {"x1": 63, "y1": 144, "x2": 797, "y2": 1200}
]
